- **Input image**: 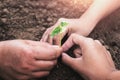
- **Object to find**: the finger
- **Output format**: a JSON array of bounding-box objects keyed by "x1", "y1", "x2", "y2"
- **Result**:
[
  {"x1": 48, "y1": 20, "x2": 68, "y2": 45},
  {"x1": 95, "y1": 40, "x2": 102, "y2": 45},
  {"x1": 106, "y1": 51, "x2": 115, "y2": 68},
  {"x1": 40, "y1": 31, "x2": 49, "y2": 42},
  {"x1": 62, "y1": 53, "x2": 84, "y2": 74},
  {"x1": 47, "y1": 34, "x2": 53, "y2": 45},
  {"x1": 62, "y1": 53, "x2": 78, "y2": 68},
  {"x1": 41, "y1": 20, "x2": 61, "y2": 43},
  {"x1": 24, "y1": 40, "x2": 46, "y2": 46},
  {"x1": 62, "y1": 34, "x2": 94, "y2": 52},
  {"x1": 2, "y1": 68, "x2": 29, "y2": 80},
  {"x1": 100, "y1": 45, "x2": 115, "y2": 68},
  {"x1": 107, "y1": 51, "x2": 112, "y2": 60},
  {"x1": 31, "y1": 71, "x2": 49, "y2": 78},
  {"x1": 52, "y1": 28, "x2": 68, "y2": 45},
  {"x1": 73, "y1": 48, "x2": 82, "y2": 58},
  {"x1": 62, "y1": 34, "x2": 75, "y2": 51},
  {"x1": 53, "y1": 35, "x2": 62, "y2": 45},
  {"x1": 52, "y1": 19, "x2": 61, "y2": 28},
  {"x1": 34, "y1": 45, "x2": 62, "y2": 60},
  {"x1": 41, "y1": 27, "x2": 53, "y2": 42},
  {"x1": 32, "y1": 60, "x2": 57, "y2": 71}
]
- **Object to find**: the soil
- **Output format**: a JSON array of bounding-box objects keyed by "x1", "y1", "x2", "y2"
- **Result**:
[{"x1": 0, "y1": 0, "x2": 120, "y2": 80}]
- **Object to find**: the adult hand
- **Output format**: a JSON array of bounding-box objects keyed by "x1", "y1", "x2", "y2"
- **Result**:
[
  {"x1": 41, "y1": 18, "x2": 95, "y2": 45},
  {"x1": 0, "y1": 40, "x2": 62, "y2": 80},
  {"x1": 62, "y1": 34, "x2": 116, "y2": 80}
]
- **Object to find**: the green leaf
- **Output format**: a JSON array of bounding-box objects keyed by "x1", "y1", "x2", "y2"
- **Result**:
[
  {"x1": 50, "y1": 26, "x2": 62, "y2": 37},
  {"x1": 61, "y1": 22, "x2": 69, "y2": 27},
  {"x1": 50, "y1": 22, "x2": 68, "y2": 37}
]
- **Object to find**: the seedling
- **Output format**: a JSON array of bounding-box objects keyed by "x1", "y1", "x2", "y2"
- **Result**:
[{"x1": 50, "y1": 22, "x2": 68, "y2": 46}]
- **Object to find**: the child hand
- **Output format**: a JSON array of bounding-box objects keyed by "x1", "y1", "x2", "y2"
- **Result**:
[{"x1": 41, "y1": 18, "x2": 95, "y2": 45}]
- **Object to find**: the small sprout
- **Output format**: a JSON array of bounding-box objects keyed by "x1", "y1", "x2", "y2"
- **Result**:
[
  {"x1": 50, "y1": 25, "x2": 62, "y2": 37},
  {"x1": 50, "y1": 22, "x2": 69, "y2": 46},
  {"x1": 50, "y1": 22, "x2": 68, "y2": 37},
  {"x1": 61, "y1": 22, "x2": 69, "y2": 27}
]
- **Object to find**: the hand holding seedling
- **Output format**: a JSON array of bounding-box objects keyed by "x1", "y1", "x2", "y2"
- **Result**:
[
  {"x1": 41, "y1": 18, "x2": 96, "y2": 45},
  {"x1": 62, "y1": 34, "x2": 116, "y2": 80},
  {"x1": 0, "y1": 40, "x2": 62, "y2": 80},
  {"x1": 50, "y1": 22, "x2": 68, "y2": 37},
  {"x1": 50, "y1": 21, "x2": 68, "y2": 46}
]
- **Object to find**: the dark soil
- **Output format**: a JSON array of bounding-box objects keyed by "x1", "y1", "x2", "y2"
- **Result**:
[{"x1": 0, "y1": 0, "x2": 120, "y2": 80}]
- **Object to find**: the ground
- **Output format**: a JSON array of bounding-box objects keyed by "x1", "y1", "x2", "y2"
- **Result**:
[{"x1": 0, "y1": 0, "x2": 120, "y2": 80}]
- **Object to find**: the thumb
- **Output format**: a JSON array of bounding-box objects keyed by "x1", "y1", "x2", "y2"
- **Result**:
[
  {"x1": 52, "y1": 45, "x2": 63, "y2": 58},
  {"x1": 62, "y1": 53, "x2": 76, "y2": 68},
  {"x1": 62, "y1": 53, "x2": 84, "y2": 74}
]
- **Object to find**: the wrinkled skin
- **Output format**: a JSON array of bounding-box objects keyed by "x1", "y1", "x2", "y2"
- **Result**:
[
  {"x1": 0, "y1": 40, "x2": 62, "y2": 80},
  {"x1": 62, "y1": 34, "x2": 116, "y2": 80}
]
